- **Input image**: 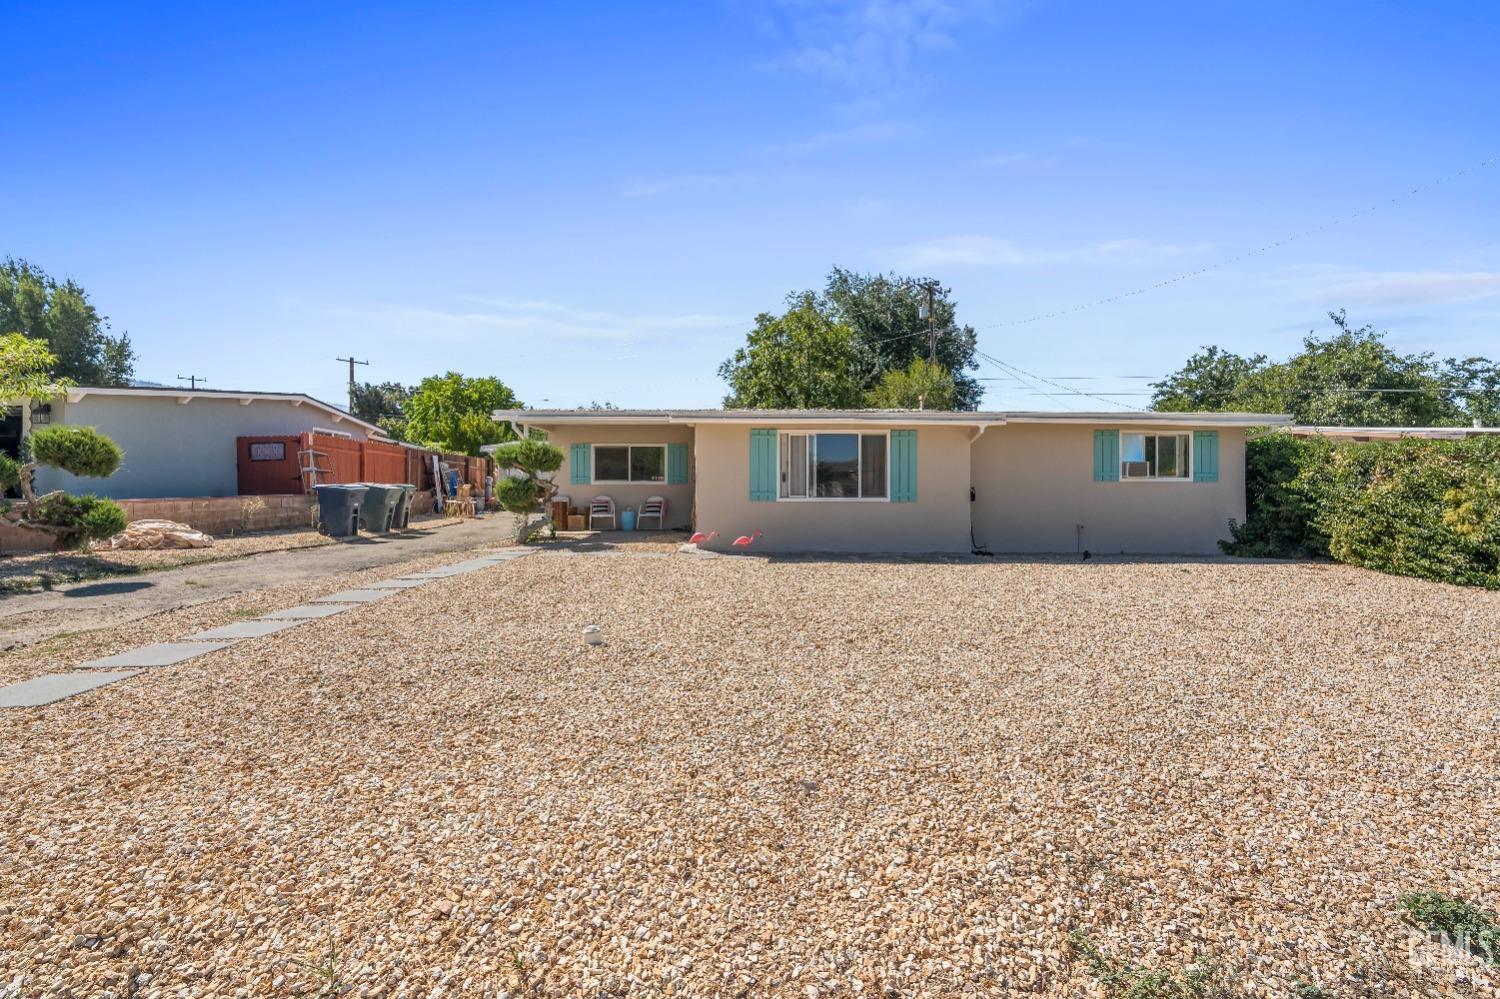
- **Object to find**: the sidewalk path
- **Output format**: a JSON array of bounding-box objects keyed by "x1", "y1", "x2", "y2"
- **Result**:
[{"x1": 0, "y1": 514, "x2": 520, "y2": 648}]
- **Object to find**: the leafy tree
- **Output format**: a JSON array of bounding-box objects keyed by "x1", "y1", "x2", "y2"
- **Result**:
[
  {"x1": 1442, "y1": 356, "x2": 1500, "y2": 428},
  {"x1": 718, "y1": 292, "x2": 865, "y2": 408},
  {"x1": 492, "y1": 439, "x2": 564, "y2": 541},
  {"x1": 820, "y1": 268, "x2": 982, "y2": 410},
  {"x1": 865, "y1": 357, "x2": 958, "y2": 409},
  {"x1": 403, "y1": 372, "x2": 522, "y2": 456},
  {"x1": 0, "y1": 331, "x2": 71, "y2": 400},
  {"x1": 1152, "y1": 310, "x2": 1481, "y2": 426},
  {"x1": 351, "y1": 381, "x2": 412, "y2": 440},
  {"x1": 1150, "y1": 345, "x2": 1270, "y2": 413},
  {"x1": 0, "y1": 258, "x2": 135, "y2": 385}
]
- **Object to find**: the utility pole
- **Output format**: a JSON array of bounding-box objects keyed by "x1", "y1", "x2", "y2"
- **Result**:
[
  {"x1": 917, "y1": 281, "x2": 940, "y2": 364},
  {"x1": 176, "y1": 374, "x2": 207, "y2": 389},
  {"x1": 335, "y1": 356, "x2": 369, "y2": 413}
]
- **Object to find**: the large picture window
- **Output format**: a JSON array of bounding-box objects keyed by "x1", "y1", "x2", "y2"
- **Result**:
[
  {"x1": 779, "y1": 432, "x2": 887, "y2": 499},
  {"x1": 1121, "y1": 432, "x2": 1190, "y2": 479},
  {"x1": 594, "y1": 445, "x2": 665, "y2": 483}
]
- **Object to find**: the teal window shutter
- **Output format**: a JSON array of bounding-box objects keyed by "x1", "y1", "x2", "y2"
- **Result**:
[
  {"x1": 1193, "y1": 430, "x2": 1219, "y2": 482},
  {"x1": 748, "y1": 429, "x2": 777, "y2": 501},
  {"x1": 570, "y1": 443, "x2": 591, "y2": 485},
  {"x1": 667, "y1": 443, "x2": 689, "y2": 484},
  {"x1": 1093, "y1": 430, "x2": 1119, "y2": 481},
  {"x1": 890, "y1": 430, "x2": 917, "y2": 502}
]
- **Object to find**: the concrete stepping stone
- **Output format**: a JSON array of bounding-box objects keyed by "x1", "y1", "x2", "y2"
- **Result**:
[
  {"x1": 258, "y1": 604, "x2": 354, "y2": 620},
  {"x1": 365, "y1": 578, "x2": 432, "y2": 589},
  {"x1": 310, "y1": 589, "x2": 394, "y2": 604},
  {"x1": 77, "y1": 641, "x2": 235, "y2": 671},
  {"x1": 187, "y1": 619, "x2": 307, "y2": 641},
  {"x1": 0, "y1": 671, "x2": 142, "y2": 707}
]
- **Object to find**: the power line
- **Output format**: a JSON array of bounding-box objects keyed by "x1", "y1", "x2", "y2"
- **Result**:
[
  {"x1": 975, "y1": 348, "x2": 1146, "y2": 411},
  {"x1": 970, "y1": 151, "x2": 1500, "y2": 331}
]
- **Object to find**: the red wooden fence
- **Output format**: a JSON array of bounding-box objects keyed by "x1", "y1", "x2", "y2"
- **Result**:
[{"x1": 236, "y1": 432, "x2": 491, "y2": 498}]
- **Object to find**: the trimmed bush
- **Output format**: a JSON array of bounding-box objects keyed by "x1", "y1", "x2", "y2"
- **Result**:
[
  {"x1": 1226, "y1": 433, "x2": 1500, "y2": 588},
  {"x1": 79, "y1": 499, "x2": 127, "y2": 541},
  {"x1": 26, "y1": 493, "x2": 128, "y2": 548},
  {"x1": 29, "y1": 425, "x2": 124, "y2": 478}
]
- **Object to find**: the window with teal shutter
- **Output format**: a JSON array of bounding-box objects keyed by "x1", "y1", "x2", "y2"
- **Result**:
[
  {"x1": 1193, "y1": 430, "x2": 1220, "y2": 482},
  {"x1": 1093, "y1": 430, "x2": 1120, "y2": 481},
  {"x1": 667, "y1": 443, "x2": 688, "y2": 484},
  {"x1": 570, "y1": 443, "x2": 591, "y2": 485},
  {"x1": 890, "y1": 430, "x2": 917, "y2": 502},
  {"x1": 748, "y1": 429, "x2": 777, "y2": 501}
]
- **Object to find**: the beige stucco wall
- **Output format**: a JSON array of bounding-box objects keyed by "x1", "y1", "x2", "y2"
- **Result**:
[
  {"x1": 539, "y1": 423, "x2": 695, "y2": 530},
  {"x1": 970, "y1": 423, "x2": 1246, "y2": 554},
  {"x1": 693, "y1": 423, "x2": 972, "y2": 553}
]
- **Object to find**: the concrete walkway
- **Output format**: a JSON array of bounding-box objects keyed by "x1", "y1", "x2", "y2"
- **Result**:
[{"x1": 0, "y1": 514, "x2": 521, "y2": 649}]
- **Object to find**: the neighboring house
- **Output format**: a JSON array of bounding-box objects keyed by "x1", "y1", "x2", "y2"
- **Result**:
[
  {"x1": 5, "y1": 386, "x2": 384, "y2": 500},
  {"x1": 493, "y1": 409, "x2": 1291, "y2": 554}
]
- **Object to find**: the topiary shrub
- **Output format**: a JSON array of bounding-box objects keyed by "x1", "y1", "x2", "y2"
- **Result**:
[
  {"x1": 29, "y1": 425, "x2": 124, "y2": 478},
  {"x1": 26, "y1": 493, "x2": 127, "y2": 548},
  {"x1": 14, "y1": 424, "x2": 124, "y2": 508},
  {"x1": 79, "y1": 499, "x2": 127, "y2": 542},
  {"x1": 491, "y1": 439, "x2": 564, "y2": 541}
]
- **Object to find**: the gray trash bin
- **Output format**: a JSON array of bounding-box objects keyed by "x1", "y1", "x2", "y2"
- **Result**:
[
  {"x1": 358, "y1": 484, "x2": 404, "y2": 533},
  {"x1": 390, "y1": 483, "x2": 416, "y2": 529},
  {"x1": 313, "y1": 484, "x2": 368, "y2": 539}
]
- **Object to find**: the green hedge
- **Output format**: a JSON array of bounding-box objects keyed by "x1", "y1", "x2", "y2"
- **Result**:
[
  {"x1": 26, "y1": 493, "x2": 128, "y2": 548},
  {"x1": 1225, "y1": 433, "x2": 1500, "y2": 588}
]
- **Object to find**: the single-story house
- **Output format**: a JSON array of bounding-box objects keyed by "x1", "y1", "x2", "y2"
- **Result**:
[
  {"x1": 3, "y1": 386, "x2": 385, "y2": 500},
  {"x1": 492, "y1": 408, "x2": 1292, "y2": 555}
]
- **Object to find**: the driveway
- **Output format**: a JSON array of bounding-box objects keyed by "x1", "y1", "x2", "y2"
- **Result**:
[{"x1": 0, "y1": 512, "x2": 520, "y2": 648}]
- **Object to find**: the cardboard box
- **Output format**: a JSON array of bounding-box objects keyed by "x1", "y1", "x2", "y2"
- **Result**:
[{"x1": 568, "y1": 515, "x2": 586, "y2": 531}]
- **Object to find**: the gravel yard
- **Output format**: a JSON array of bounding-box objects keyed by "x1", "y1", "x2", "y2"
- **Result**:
[{"x1": 1, "y1": 552, "x2": 1497, "y2": 997}]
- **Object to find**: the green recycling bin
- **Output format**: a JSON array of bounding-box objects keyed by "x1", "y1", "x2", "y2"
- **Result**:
[
  {"x1": 358, "y1": 483, "x2": 404, "y2": 533},
  {"x1": 390, "y1": 484, "x2": 416, "y2": 529},
  {"x1": 313, "y1": 484, "x2": 368, "y2": 539}
]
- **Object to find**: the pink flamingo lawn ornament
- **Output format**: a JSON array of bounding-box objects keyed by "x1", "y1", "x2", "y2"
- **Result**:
[
  {"x1": 687, "y1": 530, "x2": 720, "y2": 545},
  {"x1": 732, "y1": 529, "x2": 763, "y2": 549}
]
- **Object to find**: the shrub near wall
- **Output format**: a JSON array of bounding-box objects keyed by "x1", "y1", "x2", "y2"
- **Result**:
[{"x1": 1226, "y1": 434, "x2": 1500, "y2": 588}]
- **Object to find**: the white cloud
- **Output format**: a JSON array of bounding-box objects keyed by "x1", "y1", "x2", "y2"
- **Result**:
[
  {"x1": 619, "y1": 173, "x2": 742, "y2": 198},
  {"x1": 754, "y1": 0, "x2": 1001, "y2": 88},
  {"x1": 975, "y1": 151, "x2": 1029, "y2": 166},
  {"x1": 1303, "y1": 270, "x2": 1500, "y2": 307},
  {"x1": 757, "y1": 120, "x2": 914, "y2": 154},
  {"x1": 887, "y1": 234, "x2": 1209, "y2": 268},
  {"x1": 324, "y1": 298, "x2": 736, "y2": 345}
]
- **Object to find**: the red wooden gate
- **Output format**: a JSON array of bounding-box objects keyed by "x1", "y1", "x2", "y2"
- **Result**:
[{"x1": 236, "y1": 436, "x2": 303, "y2": 495}]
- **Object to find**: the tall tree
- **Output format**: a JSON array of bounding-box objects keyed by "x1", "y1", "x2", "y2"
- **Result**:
[
  {"x1": 0, "y1": 258, "x2": 135, "y2": 385},
  {"x1": 1151, "y1": 311, "x2": 1478, "y2": 426},
  {"x1": 717, "y1": 292, "x2": 865, "y2": 408},
  {"x1": 403, "y1": 372, "x2": 521, "y2": 455},
  {"x1": 820, "y1": 268, "x2": 982, "y2": 410},
  {"x1": 351, "y1": 380, "x2": 412, "y2": 440},
  {"x1": 1150, "y1": 345, "x2": 1270, "y2": 412}
]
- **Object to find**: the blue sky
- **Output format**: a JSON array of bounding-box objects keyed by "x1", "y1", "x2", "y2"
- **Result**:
[{"x1": 6, "y1": 1, "x2": 1498, "y2": 410}]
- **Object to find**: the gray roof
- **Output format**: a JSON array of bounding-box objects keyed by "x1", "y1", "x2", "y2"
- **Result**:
[{"x1": 493, "y1": 408, "x2": 1291, "y2": 428}]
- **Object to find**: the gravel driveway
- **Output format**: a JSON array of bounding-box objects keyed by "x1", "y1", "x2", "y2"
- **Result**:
[{"x1": 1, "y1": 552, "x2": 1496, "y2": 997}]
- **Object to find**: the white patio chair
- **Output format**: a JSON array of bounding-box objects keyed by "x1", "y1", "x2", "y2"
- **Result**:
[
  {"x1": 638, "y1": 495, "x2": 667, "y2": 530},
  {"x1": 589, "y1": 495, "x2": 616, "y2": 530}
]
